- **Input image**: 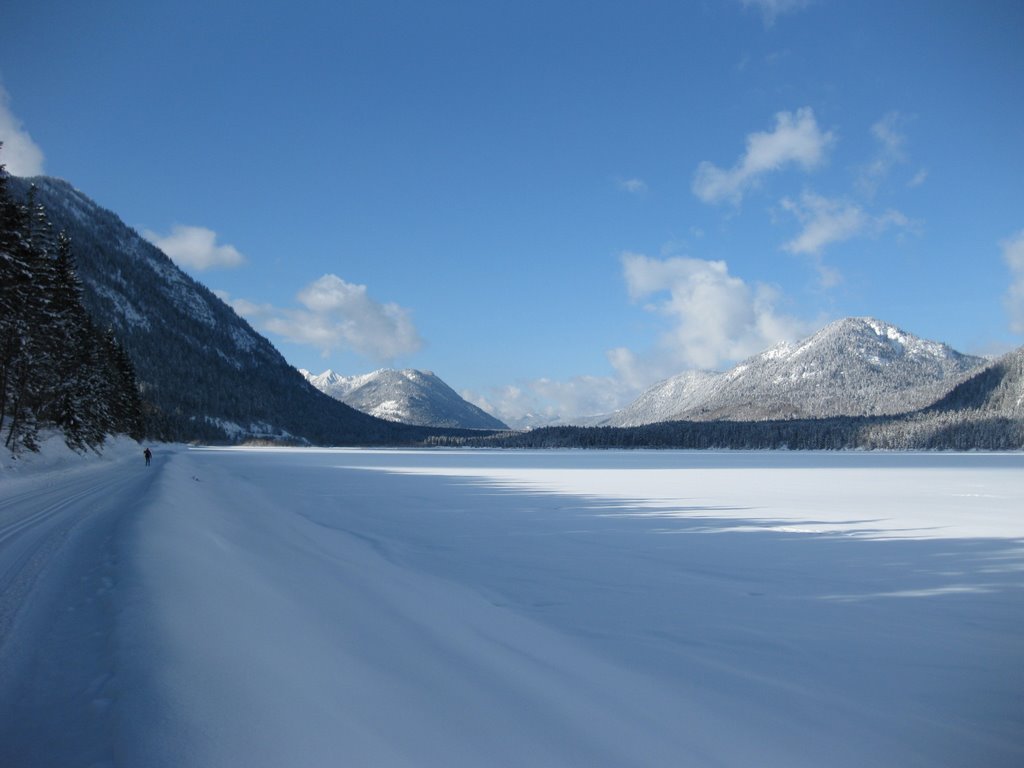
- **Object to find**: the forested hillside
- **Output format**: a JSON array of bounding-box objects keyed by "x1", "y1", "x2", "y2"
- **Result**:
[
  {"x1": 430, "y1": 347, "x2": 1024, "y2": 451},
  {"x1": 1, "y1": 156, "x2": 143, "y2": 453},
  {"x1": 4, "y1": 158, "x2": 1020, "y2": 452},
  {"x1": 5, "y1": 173, "x2": 494, "y2": 446},
  {"x1": 431, "y1": 410, "x2": 1024, "y2": 451},
  {"x1": 928, "y1": 346, "x2": 1024, "y2": 416}
]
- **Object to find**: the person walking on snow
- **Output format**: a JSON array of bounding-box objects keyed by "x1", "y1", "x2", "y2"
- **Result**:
[{"x1": 144, "y1": 447, "x2": 152, "y2": 466}]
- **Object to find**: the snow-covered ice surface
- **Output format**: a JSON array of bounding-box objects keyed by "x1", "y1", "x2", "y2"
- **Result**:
[{"x1": 1, "y1": 446, "x2": 1023, "y2": 767}]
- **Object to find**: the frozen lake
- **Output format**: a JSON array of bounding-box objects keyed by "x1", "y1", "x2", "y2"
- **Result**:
[{"x1": 2, "y1": 446, "x2": 1023, "y2": 766}]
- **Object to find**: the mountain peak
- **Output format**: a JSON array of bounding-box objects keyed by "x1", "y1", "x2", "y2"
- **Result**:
[
  {"x1": 302, "y1": 368, "x2": 507, "y2": 430},
  {"x1": 605, "y1": 317, "x2": 987, "y2": 426},
  {"x1": 7, "y1": 174, "x2": 421, "y2": 445},
  {"x1": 821, "y1": 316, "x2": 909, "y2": 341}
]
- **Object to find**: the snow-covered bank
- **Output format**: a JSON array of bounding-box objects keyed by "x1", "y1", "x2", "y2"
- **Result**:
[
  {"x1": 2, "y1": 447, "x2": 1023, "y2": 766},
  {"x1": 0, "y1": 432, "x2": 147, "y2": 480}
]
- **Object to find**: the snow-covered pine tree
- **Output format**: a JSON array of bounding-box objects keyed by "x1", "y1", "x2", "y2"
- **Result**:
[
  {"x1": 44, "y1": 234, "x2": 108, "y2": 448},
  {"x1": 0, "y1": 147, "x2": 145, "y2": 453},
  {"x1": 1, "y1": 178, "x2": 52, "y2": 450},
  {"x1": 0, "y1": 155, "x2": 32, "y2": 429},
  {"x1": 100, "y1": 327, "x2": 144, "y2": 440}
]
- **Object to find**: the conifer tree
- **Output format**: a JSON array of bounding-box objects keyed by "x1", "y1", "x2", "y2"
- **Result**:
[
  {"x1": 0, "y1": 149, "x2": 34, "y2": 428},
  {"x1": 1, "y1": 146, "x2": 145, "y2": 452},
  {"x1": 100, "y1": 327, "x2": 144, "y2": 439},
  {"x1": 1, "y1": 179, "x2": 50, "y2": 450}
]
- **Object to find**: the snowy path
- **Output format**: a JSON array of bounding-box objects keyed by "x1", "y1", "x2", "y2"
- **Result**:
[
  {"x1": 0, "y1": 445, "x2": 155, "y2": 766},
  {"x1": 1, "y1": 446, "x2": 1023, "y2": 767}
]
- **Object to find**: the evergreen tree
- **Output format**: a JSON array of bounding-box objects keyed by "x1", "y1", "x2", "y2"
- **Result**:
[
  {"x1": 0, "y1": 149, "x2": 34, "y2": 434},
  {"x1": 0, "y1": 147, "x2": 145, "y2": 453},
  {"x1": 1, "y1": 182, "x2": 51, "y2": 451},
  {"x1": 100, "y1": 327, "x2": 145, "y2": 439}
]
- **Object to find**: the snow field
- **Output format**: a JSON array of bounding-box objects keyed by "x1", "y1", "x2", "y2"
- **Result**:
[
  {"x1": 2, "y1": 446, "x2": 1023, "y2": 766},
  {"x1": 119, "y1": 449, "x2": 702, "y2": 767}
]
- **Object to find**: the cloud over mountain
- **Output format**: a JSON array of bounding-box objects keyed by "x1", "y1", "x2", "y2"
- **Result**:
[
  {"x1": 224, "y1": 274, "x2": 424, "y2": 363},
  {"x1": 0, "y1": 82, "x2": 44, "y2": 176},
  {"x1": 692, "y1": 108, "x2": 833, "y2": 205},
  {"x1": 144, "y1": 225, "x2": 246, "y2": 271},
  {"x1": 1003, "y1": 230, "x2": 1024, "y2": 334},
  {"x1": 614, "y1": 252, "x2": 808, "y2": 375}
]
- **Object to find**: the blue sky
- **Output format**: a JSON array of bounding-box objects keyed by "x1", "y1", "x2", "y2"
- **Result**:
[{"x1": 2, "y1": 0, "x2": 1023, "y2": 423}]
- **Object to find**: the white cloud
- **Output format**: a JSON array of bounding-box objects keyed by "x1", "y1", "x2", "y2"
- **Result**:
[
  {"x1": 1002, "y1": 230, "x2": 1024, "y2": 334},
  {"x1": 618, "y1": 252, "x2": 808, "y2": 373},
  {"x1": 780, "y1": 192, "x2": 916, "y2": 287},
  {"x1": 225, "y1": 274, "x2": 424, "y2": 363},
  {"x1": 617, "y1": 177, "x2": 648, "y2": 194},
  {"x1": 739, "y1": 0, "x2": 811, "y2": 26},
  {"x1": 857, "y1": 112, "x2": 909, "y2": 197},
  {"x1": 908, "y1": 168, "x2": 928, "y2": 188},
  {"x1": 693, "y1": 107, "x2": 834, "y2": 205},
  {"x1": 464, "y1": 375, "x2": 630, "y2": 427},
  {"x1": 871, "y1": 112, "x2": 907, "y2": 157},
  {"x1": 780, "y1": 193, "x2": 870, "y2": 256},
  {"x1": 215, "y1": 292, "x2": 267, "y2": 319},
  {"x1": 781, "y1": 191, "x2": 915, "y2": 260},
  {"x1": 144, "y1": 225, "x2": 246, "y2": 270},
  {"x1": 0, "y1": 83, "x2": 45, "y2": 176}
]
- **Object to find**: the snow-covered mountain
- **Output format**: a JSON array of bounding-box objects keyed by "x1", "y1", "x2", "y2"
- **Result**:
[
  {"x1": 928, "y1": 345, "x2": 1024, "y2": 417},
  {"x1": 605, "y1": 317, "x2": 987, "y2": 426},
  {"x1": 7, "y1": 175, "x2": 438, "y2": 445},
  {"x1": 301, "y1": 368, "x2": 508, "y2": 430}
]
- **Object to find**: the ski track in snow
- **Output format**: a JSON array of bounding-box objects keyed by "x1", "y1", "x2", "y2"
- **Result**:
[
  {"x1": 1, "y1": 446, "x2": 1023, "y2": 767},
  {"x1": 0, "y1": 443, "x2": 157, "y2": 767}
]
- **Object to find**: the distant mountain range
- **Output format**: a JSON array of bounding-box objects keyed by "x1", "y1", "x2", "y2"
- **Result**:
[
  {"x1": 601, "y1": 317, "x2": 987, "y2": 427},
  {"x1": 7, "y1": 174, "x2": 1021, "y2": 450},
  {"x1": 8, "y1": 176, "x2": 486, "y2": 445},
  {"x1": 441, "y1": 343, "x2": 1024, "y2": 450},
  {"x1": 301, "y1": 368, "x2": 508, "y2": 430}
]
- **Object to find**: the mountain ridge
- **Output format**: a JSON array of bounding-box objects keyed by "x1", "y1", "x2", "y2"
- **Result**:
[
  {"x1": 8, "y1": 175, "x2": 474, "y2": 445},
  {"x1": 302, "y1": 367, "x2": 508, "y2": 430},
  {"x1": 602, "y1": 317, "x2": 987, "y2": 427},
  {"x1": 8, "y1": 175, "x2": 1018, "y2": 449},
  {"x1": 927, "y1": 345, "x2": 1024, "y2": 416}
]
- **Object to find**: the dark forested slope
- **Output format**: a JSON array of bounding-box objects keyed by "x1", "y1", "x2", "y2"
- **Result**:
[
  {"x1": 927, "y1": 346, "x2": 1024, "y2": 416},
  {"x1": 2, "y1": 165, "x2": 142, "y2": 452}
]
